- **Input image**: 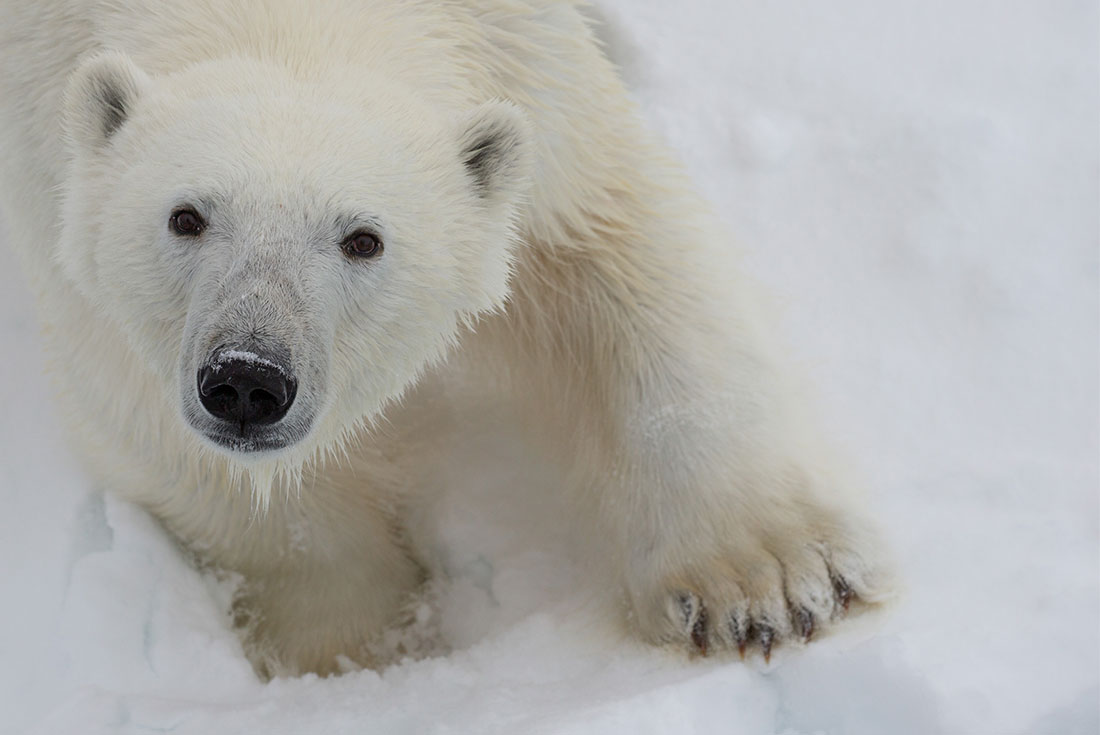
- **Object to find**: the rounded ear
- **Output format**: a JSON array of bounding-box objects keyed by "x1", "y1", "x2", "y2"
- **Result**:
[
  {"x1": 456, "y1": 100, "x2": 533, "y2": 210},
  {"x1": 62, "y1": 50, "x2": 152, "y2": 151}
]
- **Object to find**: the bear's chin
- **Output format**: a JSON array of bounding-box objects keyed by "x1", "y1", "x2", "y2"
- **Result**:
[
  {"x1": 201, "y1": 430, "x2": 300, "y2": 455},
  {"x1": 184, "y1": 411, "x2": 316, "y2": 459}
]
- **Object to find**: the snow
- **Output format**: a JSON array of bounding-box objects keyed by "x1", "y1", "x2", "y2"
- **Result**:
[
  {"x1": 1, "y1": 1, "x2": 1097, "y2": 733},
  {"x1": 211, "y1": 350, "x2": 288, "y2": 376}
]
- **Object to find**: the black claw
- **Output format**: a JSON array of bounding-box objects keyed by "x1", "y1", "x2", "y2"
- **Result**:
[
  {"x1": 755, "y1": 623, "x2": 775, "y2": 663},
  {"x1": 690, "y1": 604, "x2": 709, "y2": 656},
  {"x1": 794, "y1": 607, "x2": 815, "y2": 642},
  {"x1": 729, "y1": 614, "x2": 749, "y2": 659},
  {"x1": 832, "y1": 575, "x2": 854, "y2": 612},
  {"x1": 676, "y1": 593, "x2": 708, "y2": 656}
]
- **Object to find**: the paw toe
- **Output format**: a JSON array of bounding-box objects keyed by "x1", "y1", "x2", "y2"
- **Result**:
[
  {"x1": 727, "y1": 612, "x2": 750, "y2": 657},
  {"x1": 666, "y1": 591, "x2": 710, "y2": 655},
  {"x1": 792, "y1": 605, "x2": 815, "y2": 642},
  {"x1": 752, "y1": 621, "x2": 776, "y2": 663},
  {"x1": 636, "y1": 517, "x2": 893, "y2": 662}
]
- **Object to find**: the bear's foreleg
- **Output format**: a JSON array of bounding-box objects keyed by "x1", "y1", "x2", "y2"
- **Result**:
[{"x1": 493, "y1": 210, "x2": 894, "y2": 660}]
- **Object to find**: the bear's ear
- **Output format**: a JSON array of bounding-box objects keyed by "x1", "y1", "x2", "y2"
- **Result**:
[
  {"x1": 63, "y1": 50, "x2": 152, "y2": 151},
  {"x1": 457, "y1": 100, "x2": 533, "y2": 207}
]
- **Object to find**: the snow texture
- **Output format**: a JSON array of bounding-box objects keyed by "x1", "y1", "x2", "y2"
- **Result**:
[
  {"x1": 211, "y1": 351, "x2": 289, "y2": 377},
  {"x1": 1, "y1": 2, "x2": 1097, "y2": 733}
]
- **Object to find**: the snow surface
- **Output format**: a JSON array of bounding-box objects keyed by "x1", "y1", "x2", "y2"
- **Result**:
[{"x1": 1, "y1": 2, "x2": 1097, "y2": 733}]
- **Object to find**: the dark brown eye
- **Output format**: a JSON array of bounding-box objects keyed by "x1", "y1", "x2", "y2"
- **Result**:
[
  {"x1": 169, "y1": 207, "x2": 206, "y2": 236},
  {"x1": 342, "y1": 230, "x2": 383, "y2": 259}
]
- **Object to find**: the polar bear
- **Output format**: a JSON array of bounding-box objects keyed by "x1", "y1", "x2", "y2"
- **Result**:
[{"x1": 0, "y1": 0, "x2": 892, "y2": 676}]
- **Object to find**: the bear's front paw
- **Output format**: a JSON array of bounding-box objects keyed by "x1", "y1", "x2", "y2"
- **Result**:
[{"x1": 628, "y1": 511, "x2": 893, "y2": 662}]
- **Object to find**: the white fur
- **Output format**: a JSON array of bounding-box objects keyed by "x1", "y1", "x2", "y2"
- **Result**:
[{"x1": 0, "y1": 0, "x2": 894, "y2": 676}]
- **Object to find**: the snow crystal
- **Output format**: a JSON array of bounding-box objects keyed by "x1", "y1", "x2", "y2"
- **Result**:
[{"x1": 212, "y1": 349, "x2": 288, "y2": 376}]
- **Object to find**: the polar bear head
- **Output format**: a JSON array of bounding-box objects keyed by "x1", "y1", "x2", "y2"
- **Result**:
[{"x1": 58, "y1": 50, "x2": 531, "y2": 470}]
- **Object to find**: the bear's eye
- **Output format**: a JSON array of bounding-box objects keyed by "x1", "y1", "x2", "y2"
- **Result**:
[
  {"x1": 342, "y1": 230, "x2": 383, "y2": 259},
  {"x1": 169, "y1": 207, "x2": 206, "y2": 237}
]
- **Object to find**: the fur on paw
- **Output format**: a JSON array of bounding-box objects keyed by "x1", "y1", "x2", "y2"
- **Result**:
[{"x1": 629, "y1": 516, "x2": 894, "y2": 662}]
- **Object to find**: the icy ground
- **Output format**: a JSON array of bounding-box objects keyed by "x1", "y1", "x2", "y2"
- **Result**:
[{"x1": 1, "y1": 2, "x2": 1097, "y2": 733}]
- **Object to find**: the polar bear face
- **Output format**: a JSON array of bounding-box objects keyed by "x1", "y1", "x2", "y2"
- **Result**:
[{"x1": 58, "y1": 52, "x2": 531, "y2": 460}]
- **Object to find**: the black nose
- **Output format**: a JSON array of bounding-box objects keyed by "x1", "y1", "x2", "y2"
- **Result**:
[{"x1": 197, "y1": 350, "x2": 297, "y2": 427}]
